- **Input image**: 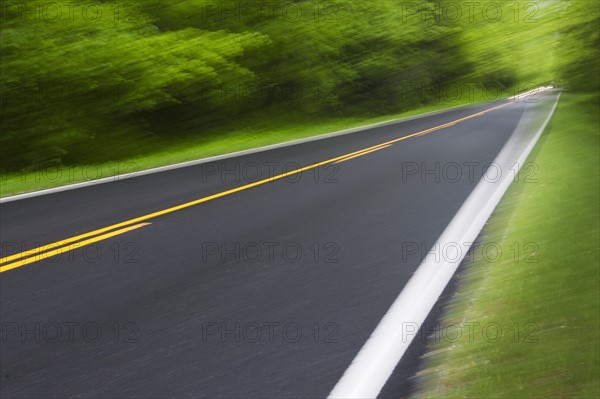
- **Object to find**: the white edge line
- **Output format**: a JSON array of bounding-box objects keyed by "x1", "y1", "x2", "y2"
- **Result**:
[
  {"x1": 1, "y1": 87, "x2": 550, "y2": 203},
  {"x1": 328, "y1": 89, "x2": 560, "y2": 399}
]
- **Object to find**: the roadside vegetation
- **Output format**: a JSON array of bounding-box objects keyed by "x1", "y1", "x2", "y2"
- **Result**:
[
  {"x1": 413, "y1": 92, "x2": 600, "y2": 398},
  {"x1": 0, "y1": 88, "x2": 508, "y2": 195},
  {"x1": 1, "y1": 1, "x2": 597, "y2": 196},
  {"x1": 1, "y1": 1, "x2": 598, "y2": 396}
]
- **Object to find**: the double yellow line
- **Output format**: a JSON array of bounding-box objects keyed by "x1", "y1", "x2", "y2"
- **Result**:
[
  {"x1": 0, "y1": 223, "x2": 151, "y2": 272},
  {"x1": 0, "y1": 101, "x2": 512, "y2": 273}
]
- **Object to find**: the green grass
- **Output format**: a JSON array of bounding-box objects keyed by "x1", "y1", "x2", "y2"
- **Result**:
[
  {"x1": 0, "y1": 90, "x2": 507, "y2": 197},
  {"x1": 414, "y1": 93, "x2": 600, "y2": 398}
]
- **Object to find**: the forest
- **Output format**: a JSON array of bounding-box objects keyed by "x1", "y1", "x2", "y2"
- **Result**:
[{"x1": 1, "y1": 0, "x2": 598, "y2": 171}]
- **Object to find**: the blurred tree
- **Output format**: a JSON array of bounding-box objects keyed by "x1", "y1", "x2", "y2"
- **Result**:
[{"x1": 1, "y1": 0, "x2": 597, "y2": 170}]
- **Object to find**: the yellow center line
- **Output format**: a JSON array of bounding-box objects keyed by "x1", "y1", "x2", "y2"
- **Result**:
[
  {"x1": 0, "y1": 100, "x2": 513, "y2": 272},
  {"x1": 0, "y1": 223, "x2": 151, "y2": 273},
  {"x1": 0, "y1": 144, "x2": 395, "y2": 266},
  {"x1": 334, "y1": 144, "x2": 393, "y2": 164}
]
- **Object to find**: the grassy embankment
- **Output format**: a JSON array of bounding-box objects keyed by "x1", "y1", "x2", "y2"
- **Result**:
[{"x1": 414, "y1": 93, "x2": 600, "y2": 398}]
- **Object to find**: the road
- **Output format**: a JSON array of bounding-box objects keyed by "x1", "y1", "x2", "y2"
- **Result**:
[{"x1": 0, "y1": 91, "x2": 559, "y2": 398}]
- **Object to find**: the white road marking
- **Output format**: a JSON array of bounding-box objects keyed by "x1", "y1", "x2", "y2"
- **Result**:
[{"x1": 328, "y1": 89, "x2": 560, "y2": 399}]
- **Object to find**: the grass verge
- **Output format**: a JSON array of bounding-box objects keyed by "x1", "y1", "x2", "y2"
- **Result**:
[{"x1": 413, "y1": 92, "x2": 599, "y2": 398}]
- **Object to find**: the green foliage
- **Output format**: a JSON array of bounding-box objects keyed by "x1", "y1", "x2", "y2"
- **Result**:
[
  {"x1": 555, "y1": 1, "x2": 600, "y2": 92},
  {"x1": 1, "y1": 0, "x2": 268, "y2": 166},
  {"x1": 0, "y1": 0, "x2": 598, "y2": 170}
]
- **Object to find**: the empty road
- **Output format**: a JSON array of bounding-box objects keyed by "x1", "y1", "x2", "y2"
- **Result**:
[{"x1": 0, "y1": 90, "x2": 559, "y2": 398}]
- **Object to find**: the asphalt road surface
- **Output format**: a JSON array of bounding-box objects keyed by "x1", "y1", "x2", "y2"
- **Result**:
[{"x1": 0, "y1": 91, "x2": 559, "y2": 398}]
